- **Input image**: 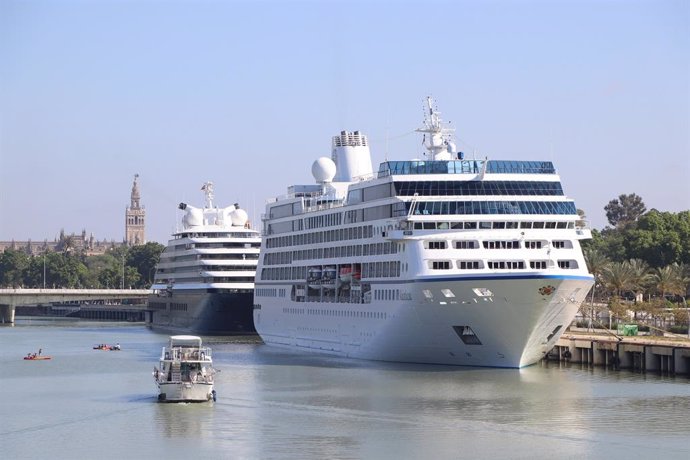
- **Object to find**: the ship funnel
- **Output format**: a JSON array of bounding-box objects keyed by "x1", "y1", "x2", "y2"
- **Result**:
[{"x1": 331, "y1": 130, "x2": 373, "y2": 182}]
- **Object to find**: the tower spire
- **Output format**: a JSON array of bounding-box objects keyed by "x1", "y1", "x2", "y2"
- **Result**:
[{"x1": 125, "y1": 174, "x2": 145, "y2": 246}]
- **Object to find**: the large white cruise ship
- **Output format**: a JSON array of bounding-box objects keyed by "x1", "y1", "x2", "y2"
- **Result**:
[
  {"x1": 149, "y1": 182, "x2": 261, "y2": 335},
  {"x1": 253, "y1": 99, "x2": 594, "y2": 368}
]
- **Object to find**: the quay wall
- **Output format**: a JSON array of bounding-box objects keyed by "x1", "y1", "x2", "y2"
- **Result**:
[{"x1": 547, "y1": 332, "x2": 690, "y2": 376}]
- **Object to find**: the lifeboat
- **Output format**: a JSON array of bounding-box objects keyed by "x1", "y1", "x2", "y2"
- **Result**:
[
  {"x1": 307, "y1": 267, "x2": 322, "y2": 289},
  {"x1": 321, "y1": 266, "x2": 337, "y2": 290},
  {"x1": 339, "y1": 266, "x2": 353, "y2": 283}
]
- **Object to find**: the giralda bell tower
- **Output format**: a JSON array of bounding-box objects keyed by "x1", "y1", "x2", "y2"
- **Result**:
[{"x1": 125, "y1": 174, "x2": 146, "y2": 246}]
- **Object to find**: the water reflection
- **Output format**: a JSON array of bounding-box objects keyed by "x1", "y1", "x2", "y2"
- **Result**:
[{"x1": 2, "y1": 324, "x2": 689, "y2": 460}]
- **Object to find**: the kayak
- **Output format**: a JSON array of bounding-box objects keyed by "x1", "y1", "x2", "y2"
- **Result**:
[{"x1": 24, "y1": 356, "x2": 52, "y2": 360}]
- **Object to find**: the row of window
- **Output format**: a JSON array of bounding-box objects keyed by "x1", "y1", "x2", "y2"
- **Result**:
[
  {"x1": 160, "y1": 253, "x2": 259, "y2": 263},
  {"x1": 263, "y1": 241, "x2": 399, "y2": 266},
  {"x1": 266, "y1": 225, "x2": 375, "y2": 248},
  {"x1": 261, "y1": 260, "x2": 401, "y2": 281},
  {"x1": 268, "y1": 205, "x2": 395, "y2": 235},
  {"x1": 155, "y1": 276, "x2": 256, "y2": 284},
  {"x1": 282, "y1": 307, "x2": 387, "y2": 319},
  {"x1": 182, "y1": 242, "x2": 259, "y2": 249},
  {"x1": 170, "y1": 302, "x2": 188, "y2": 312},
  {"x1": 425, "y1": 240, "x2": 572, "y2": 250},
  {"x1": 393, "y1": 180, "x2": 564, "y2": 197},
  {"x1": 148, "y1": 301, "x2": 167, "y2": 310},
  {"x1": 407, "y1": 200, "x2": 577, "y2": 216},
  {"x1": 428, "y1": 259, "x2": 579, "y2": 270},
  {"x1": 378, "y1": 160, "x2": 556, "y2": 176},
  {"x1": 174, "y1": 232, "x2": 257, "y2": 239},
  {"x1": 409, "y1": 220, "x2": 577, "y2": 230},
  {"x1": 157, "y1": 265, "x2": 256, "y2": 274},
  {"x1": 255, "y1": 288, "x2": 286, "y2": 297}
]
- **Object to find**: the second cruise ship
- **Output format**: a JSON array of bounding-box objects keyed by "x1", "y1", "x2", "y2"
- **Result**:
[{"x1": 149, "y1": 182, "x2": 261, "y2": 335}]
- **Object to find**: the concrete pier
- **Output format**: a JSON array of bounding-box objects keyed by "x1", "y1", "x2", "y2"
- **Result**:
[
  {"x1": 0, "y1": 303, "x2": 15, "y2": 323},
  {"x1": 548, "y1": 332, "x2": 690, "y2": 376}
]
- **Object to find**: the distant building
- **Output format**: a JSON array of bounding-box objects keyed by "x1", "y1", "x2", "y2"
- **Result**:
[
  {"x1": 0, "y1": 229, "x2": 123, "y2": 256},
  {"x1": 1, "y1": 174, "x2": 145, "y2": 256},
  {"x1": 125, "y1": 174, "x2": 146, "y2": 246}
]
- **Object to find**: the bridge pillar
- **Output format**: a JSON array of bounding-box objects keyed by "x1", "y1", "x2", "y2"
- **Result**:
[{"x1": 0, "y1": 304, "x2": 15, "y2": 324}]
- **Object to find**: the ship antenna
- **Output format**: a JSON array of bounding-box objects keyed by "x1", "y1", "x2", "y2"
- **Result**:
[
  {"x1": 415, "y1": 96, "x2": 455, "y2": 160},
  {"x1": 201, "y1": 181, "x2": 215, "y2": 208}
]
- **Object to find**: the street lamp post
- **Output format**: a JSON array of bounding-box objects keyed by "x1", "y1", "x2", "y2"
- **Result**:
[
  {"x1": 121, "y1": 255, "x2": 125, "y2": 290},
  {"x1": 43, "y1": 252, "x2": 46, "y2": 289}
]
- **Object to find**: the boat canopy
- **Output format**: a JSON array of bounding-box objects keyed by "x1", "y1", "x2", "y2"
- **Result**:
[{"x1": 169, "y1": 335, "x2": 203, "y2": 346}]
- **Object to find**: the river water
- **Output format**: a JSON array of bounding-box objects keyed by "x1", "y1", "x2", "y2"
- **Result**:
[{"x1": 1, "y1": 318, "x2": 689, "y2": 459}]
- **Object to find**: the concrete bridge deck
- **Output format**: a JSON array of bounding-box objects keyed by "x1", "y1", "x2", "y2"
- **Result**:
[{"x1": 0, "y1": 288, "x2": 151, "y2": 323}]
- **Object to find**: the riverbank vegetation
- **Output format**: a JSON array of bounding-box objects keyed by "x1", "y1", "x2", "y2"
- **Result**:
[
  {"x1": 0, "y1": 242, "x2": 164, "y2": 289},
  {"x1": 581, "y1": 194, "x2": 690, "y2": 334}
]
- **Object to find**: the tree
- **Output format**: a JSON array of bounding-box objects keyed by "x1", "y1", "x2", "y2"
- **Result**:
[
  {"x1": 602, "y1": 261, "x2": 633, "y2": 299},
  {"x1": 626, "y1": 259, "x2": 653, "y2": 299},
  {"x1": 625, "y1": 210, "x2": 690, "y2": 267},
  {"x1": 583, "y1": 248, "x2": 610, "y2": 329},
  {"x1": 0, "y1": 248, "x2": 29, "y2": 287},
  {"x1": 127, "y1": 242, "x2": 165, "y2": 287},
  {"x1": 652, "y1": 264, "x2": 685, "y2": 299},
  {"x1": 604, "y1": 193, "x2": 646, "y2": 229}
]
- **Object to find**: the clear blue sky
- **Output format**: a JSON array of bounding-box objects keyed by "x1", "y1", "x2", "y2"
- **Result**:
[{"x1": 1, "y1": 0, "x2": 688, "y2": 244}]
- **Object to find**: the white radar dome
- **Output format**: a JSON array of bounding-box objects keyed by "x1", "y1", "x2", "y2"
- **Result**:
[
  {"x1": 183, "y1": 207, "x2": 203, "y2": 227},
  {"x1": 312, "y1": 157, "x2": 336, "y2": 183},
  {"x1": 230, "y1": 208, "x2": 249, "y2": 226}
]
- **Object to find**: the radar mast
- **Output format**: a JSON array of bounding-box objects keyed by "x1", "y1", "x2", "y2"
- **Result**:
[
  {"x1": 416, "y1": 96, "x2": 457, "y2": 160},
  {"x1": 201, "y1": 182, "x2": 215, "y2": 209}
]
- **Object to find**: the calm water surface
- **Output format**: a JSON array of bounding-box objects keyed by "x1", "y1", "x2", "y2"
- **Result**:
[{"x1": 1, "y1": 318, "x2": 689, "y2": 459}]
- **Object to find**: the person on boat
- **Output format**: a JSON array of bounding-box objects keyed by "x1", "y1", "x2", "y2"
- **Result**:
[{"x1": 38, "y1": 348, "x2": 42, "y2": 356}]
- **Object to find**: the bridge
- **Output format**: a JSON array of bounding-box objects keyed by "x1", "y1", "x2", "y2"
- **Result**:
[{"x1": 0, "y1": 288, "x2": 151, "y2": 323}]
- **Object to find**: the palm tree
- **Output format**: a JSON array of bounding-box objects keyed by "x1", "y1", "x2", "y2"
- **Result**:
[
  {"x1": 602, "y1": 261, "x2": 633, "y2": 300},
  {"x1": 652, "y1": 264, "x2": 683, "y2": 300},
  {"x1": 626, "y1": 259, "x2": 653, "y2": 302},
  {"x1": 602, "y1": 261, "x2": 635, "y2": 327},
  {"x1": 583, "y1": 248, "x2": 610, "y2": 330}
]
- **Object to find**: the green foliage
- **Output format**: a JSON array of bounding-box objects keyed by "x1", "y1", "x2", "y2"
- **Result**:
[
  {"x1": 127, "y1": 242, "x2": 165, "y2": 287},
  {"x1": 604, "y1": 193, "x2": 646, "y2": 228},
  {"x1": 625, "y1": 210, "x2": 690, "y2": 267},
  {"x1": 0, "y1": 249, "x2": 30, "y2": 287},
  {"x1": 0, "y1": 244, "x2": 163, "y2": 289},
  {"x1": 589, "y1": 195, "x2": 690, "y2": 268}
]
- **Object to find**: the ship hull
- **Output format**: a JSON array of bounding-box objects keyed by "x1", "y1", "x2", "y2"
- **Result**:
[
  {"x1": 149, "y1": 290, "x2": 256, "y2": 335},
  {"x1": 254, "y1": 275, "x2": 593, "y2": 368},
  {"x1": 157, "y1": 381, "x2": 214, "y2": 403}
]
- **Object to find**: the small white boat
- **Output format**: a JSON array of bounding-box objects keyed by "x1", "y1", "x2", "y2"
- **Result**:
[{"x1": 153, "y1": 335, "x2": 216, "y2": 403}]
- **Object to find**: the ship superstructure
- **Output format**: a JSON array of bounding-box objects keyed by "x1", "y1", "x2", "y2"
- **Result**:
[
  {"x1": 149, "y1": 182, "x2": 261, "y2": 335},
  {"x1": 253, "y1": 99, "x2": 593, "y2": 368}
]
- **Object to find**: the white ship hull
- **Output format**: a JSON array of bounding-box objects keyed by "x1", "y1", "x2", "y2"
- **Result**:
[
  {"x1": 157, "y1": 381, "x2": 214, "y2": 403},
  {"x1": 254, "y1": 99, "x2": 595, "y2": 369},
  {"x1": 254, "y1": 275, "x2": 592, "y2": 368}
]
